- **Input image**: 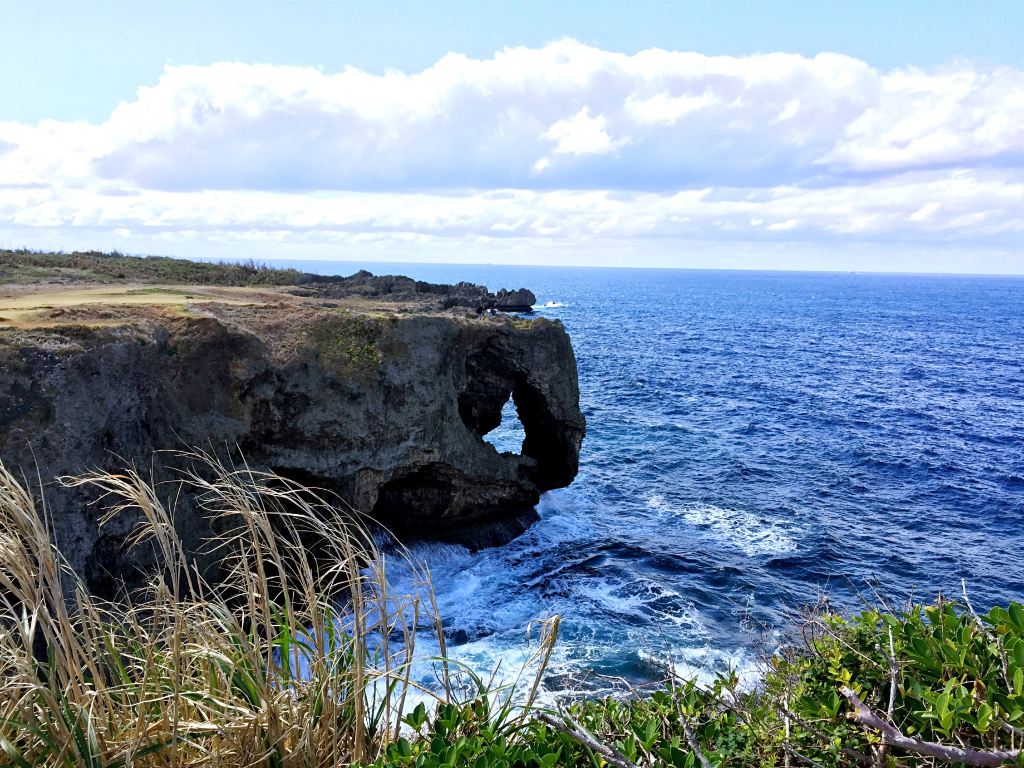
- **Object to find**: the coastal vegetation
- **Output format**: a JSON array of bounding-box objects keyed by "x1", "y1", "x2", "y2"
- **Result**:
[
  {"x1": 0, "y1": 249, "x2": 306, "y2": 286},
  {"x1": 2, "y1": 459, "x2": 1022, "y2": 767},
  {"x1": 308, "y1": 314, "x2": 386, "y2": 376},
  {"x1": 367, "y1": 599, "x2": 1024, "y2": 768}
]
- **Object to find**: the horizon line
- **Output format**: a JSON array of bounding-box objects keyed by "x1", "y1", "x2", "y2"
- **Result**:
[
  {"x1": 6, "y1": 247, "x2": 1023, "y2": 280},
  {"x1": 186, "y1": 254, "x2": 1024, "y2": 280}
]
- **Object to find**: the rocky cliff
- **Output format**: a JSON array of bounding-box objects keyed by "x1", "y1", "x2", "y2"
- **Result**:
[{"x1": 0, "y1": 270, "x2": 584, "y2": 596}]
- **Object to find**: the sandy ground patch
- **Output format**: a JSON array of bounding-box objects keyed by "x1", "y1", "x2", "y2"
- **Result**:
[{"x1": 0, "y1": 283, "x2": 289, "y2": 328}]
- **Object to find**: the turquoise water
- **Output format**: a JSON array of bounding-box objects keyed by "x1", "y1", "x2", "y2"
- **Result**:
[{"x1": 261, "y1": 261, "x2": 1024, "y2": 693}]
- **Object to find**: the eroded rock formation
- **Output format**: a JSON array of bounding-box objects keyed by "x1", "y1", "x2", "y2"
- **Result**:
[
  {"x1": 0, "y1": 304, "x2": 585, "y2": 595},
  {"x1": 494, "y1": 288, "x2": 537, "y2": 312}
]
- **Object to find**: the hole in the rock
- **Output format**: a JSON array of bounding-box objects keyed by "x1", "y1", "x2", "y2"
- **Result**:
[{"x1": 482, "y1": 394, "x2": 526, "y2": 455}]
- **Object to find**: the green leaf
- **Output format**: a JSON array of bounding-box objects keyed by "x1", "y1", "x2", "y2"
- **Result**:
[
  {"x1": 939, "y1": 709, "x2": 954, "y2": 733},
  {"x1": 1011, "y1": 639, "x2": 1024, "y2": 668},
  {"x1": 403, "y1": 702, "x2": 428, "y2": 731},
  {"x1": 645, "y1": 718, "x2": 659, "y2": 747},
  {"x1": 0, "y1": 733, "x2": 33, "y2": 768},
  {"x1": 988, "y1": 607, "x2": 1009, "y2": 626},
  {"x1": 977, "y1": 702, "x2": 993, "y2": 733},
  {"x1": 1008, "y1": 603, "x2": 1024, "y2": 631},
  {"x1": 398, "y1": 738, "x2": 413, "y2": 758}
]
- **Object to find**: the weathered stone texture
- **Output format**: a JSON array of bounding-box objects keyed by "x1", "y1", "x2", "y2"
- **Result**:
[{"x1": 0, "y1": 311, "x2": 584, "y2": 595}]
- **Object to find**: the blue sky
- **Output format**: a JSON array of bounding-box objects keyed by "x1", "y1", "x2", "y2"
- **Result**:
[{"x1": 2, "y1": 1, "x2": 1023, "y2": 272}]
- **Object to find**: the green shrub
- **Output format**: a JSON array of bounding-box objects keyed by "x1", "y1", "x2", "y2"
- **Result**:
[
  {"x1": 307, "y1": 314, "x2": 384, "y2": 376},
  {"x1": 361, "y1": 599, "x2": 1024, "y2": 767},
  {"x1": 0, "y1": 249, "x2": 308, "y2": 286}
]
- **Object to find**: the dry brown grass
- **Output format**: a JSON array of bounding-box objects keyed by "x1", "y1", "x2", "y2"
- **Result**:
[
  {"x1": 0, "y1": 451, "x2": 557, "y2": 767},
  {"x1": 0, "y1": 285, "x2": 284, "y2": 329}
]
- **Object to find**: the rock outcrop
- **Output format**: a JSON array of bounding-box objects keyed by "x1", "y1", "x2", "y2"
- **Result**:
[
  {"x1": 308, "y1": 269, "x2": 497, "y2": 310},
  {"x1": 0, "y1": 303, "x2": 585, "y2": 596},
  {"x1": 495, "y1": 288, "x2": 537, "y2": 312}
]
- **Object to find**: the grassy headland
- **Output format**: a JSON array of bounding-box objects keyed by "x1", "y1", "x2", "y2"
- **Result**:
[
  {"x1": 0, "y1": 249, "x2": 308, "y2": 286},
  {"x1": 0, "y1": 249, "x2": 499, "y2": 336}
]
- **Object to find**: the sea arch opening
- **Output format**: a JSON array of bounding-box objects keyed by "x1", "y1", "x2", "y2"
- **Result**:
[
  {"x1": 481, "y1": 390, "x2": 527, "y2": 455},
  {"x1": 457, "y1": 336, "x2": 579, "y2": 491}
]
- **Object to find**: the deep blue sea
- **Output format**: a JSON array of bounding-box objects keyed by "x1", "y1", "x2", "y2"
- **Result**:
[{"x1": 260, "y1": 261, "x2": 1024, "y2": 694}]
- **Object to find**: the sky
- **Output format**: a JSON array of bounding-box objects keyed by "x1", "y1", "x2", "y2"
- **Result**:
[{"x1": 2, "y1": 0, "x2": 1023, "y2": 273}]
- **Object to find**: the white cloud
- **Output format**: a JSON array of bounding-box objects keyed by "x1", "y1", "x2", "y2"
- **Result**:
[
  {"x1": 0, "y1": 40, "x2": 1022, "y2": 269},
  {"x1": 541, "y1": 107, "x2": 624, "y2": 156},
  {"x1": 625, "y1": 91, "x2": 718, "y2": 125},
  {"x1": 909, "y1": 202, "x2": 941, "y2": 222},
  {"x1": 4, "y1": 40, "x2": 1022, "y2": 192},
  {"x1": 822, "y1": 66, "x2": 1024, "y2": 173},
  {"x1": 2, "y1": 169, "x2": 1020, "y2": 244}
]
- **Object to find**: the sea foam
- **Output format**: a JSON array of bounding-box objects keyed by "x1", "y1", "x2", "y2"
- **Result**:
[{"x1": 647, "y1": 496, "x2": 801, "y2": 557}]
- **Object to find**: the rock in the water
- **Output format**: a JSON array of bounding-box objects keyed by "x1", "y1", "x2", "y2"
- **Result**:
[
  {"x1": 495, "y1": 288, "x2": 537, "y2": 312},
  {"x1": 0, "y1": 305, "x2": 585, "y2": 596}
]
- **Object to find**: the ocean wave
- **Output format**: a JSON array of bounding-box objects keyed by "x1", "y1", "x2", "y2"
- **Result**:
[
  {"x1": 647, "y1": 496, "x2": 801, "y2": 557},
  {"x1": 308, "y1": 262, "x2": 1024, "y2": 702},
  {"x1": 575, "y1": 574, "x2": 705, "y2": 630},
  {"x1": 637, "y1": 645, "x2": 762, "y2": 690}
]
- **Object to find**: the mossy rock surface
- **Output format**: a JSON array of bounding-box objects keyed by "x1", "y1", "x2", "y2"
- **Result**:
[{"x1": 307, "y1": 313, "x2": 385, "y2": 376}]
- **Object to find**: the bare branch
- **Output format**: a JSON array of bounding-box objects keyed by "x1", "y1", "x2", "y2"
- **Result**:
[
  {"x1": 784, "y1": 694, "x2": 792, "y2": 768},
  {"x1": 875, "y1": 624, "x2": 899, "y2": 767},
  {"x1": 679, "y1": 711, "x2": 712, "y2": 768},
  {"x1": 535, "y1": 711, "x2": 640, "y2": 768},
  {"x1": 1001, "y1": 720, "x2": 1024, "y2": 738},
  {"x1": 841, "y1": 687, "x2": 1021, "y2": 767},
  {"x1": 785, "y1": 744, "x2": 827, "y2": 768}
]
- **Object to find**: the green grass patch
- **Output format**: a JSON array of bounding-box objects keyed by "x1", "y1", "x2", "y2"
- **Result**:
[{"x1": 308, "y1": 313, "x2": 384, "y2": 376}]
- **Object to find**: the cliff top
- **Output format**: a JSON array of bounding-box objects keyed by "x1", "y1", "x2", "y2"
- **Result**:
[
  {"x1": 0, "y1": 249, "x2": 530, "y2": 335},
  {"x1": 0, "y1": 249, "x2": 311, "y2": 287},
  {"x1": 0, "y1": 250, "x2": 583, "y2": 583}
]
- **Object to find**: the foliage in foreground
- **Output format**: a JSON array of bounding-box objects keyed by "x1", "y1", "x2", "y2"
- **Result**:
[
  {"x1": 0, "y1": 453, "x2": 559, "y2": 767},
  {"x1": 362, "y1": 598, "x2": 1024, "y2": 767},
  {"x1": 1, "y1": 456, "x2": 1022, "y2": 767}
]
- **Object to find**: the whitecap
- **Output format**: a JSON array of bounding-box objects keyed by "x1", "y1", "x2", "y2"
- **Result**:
[
  {"x1": 577, "y1": 574, "x2": 705, "y2": 631},
  {"x1": 647, "y1": 496, "x2": 801, "y2": 557},
  {"x1": 637, "y1": 644, "x2": 762, "y2": 691}
]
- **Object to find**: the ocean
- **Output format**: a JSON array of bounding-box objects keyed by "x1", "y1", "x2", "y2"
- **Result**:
[{"x1": 261, "y1": 261, "x2": 1024, "y2": 695}]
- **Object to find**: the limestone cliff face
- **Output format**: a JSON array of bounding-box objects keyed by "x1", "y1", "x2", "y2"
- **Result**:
[{"x1": 0, "y1": 311, "x2": 584, "y2": 595}]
